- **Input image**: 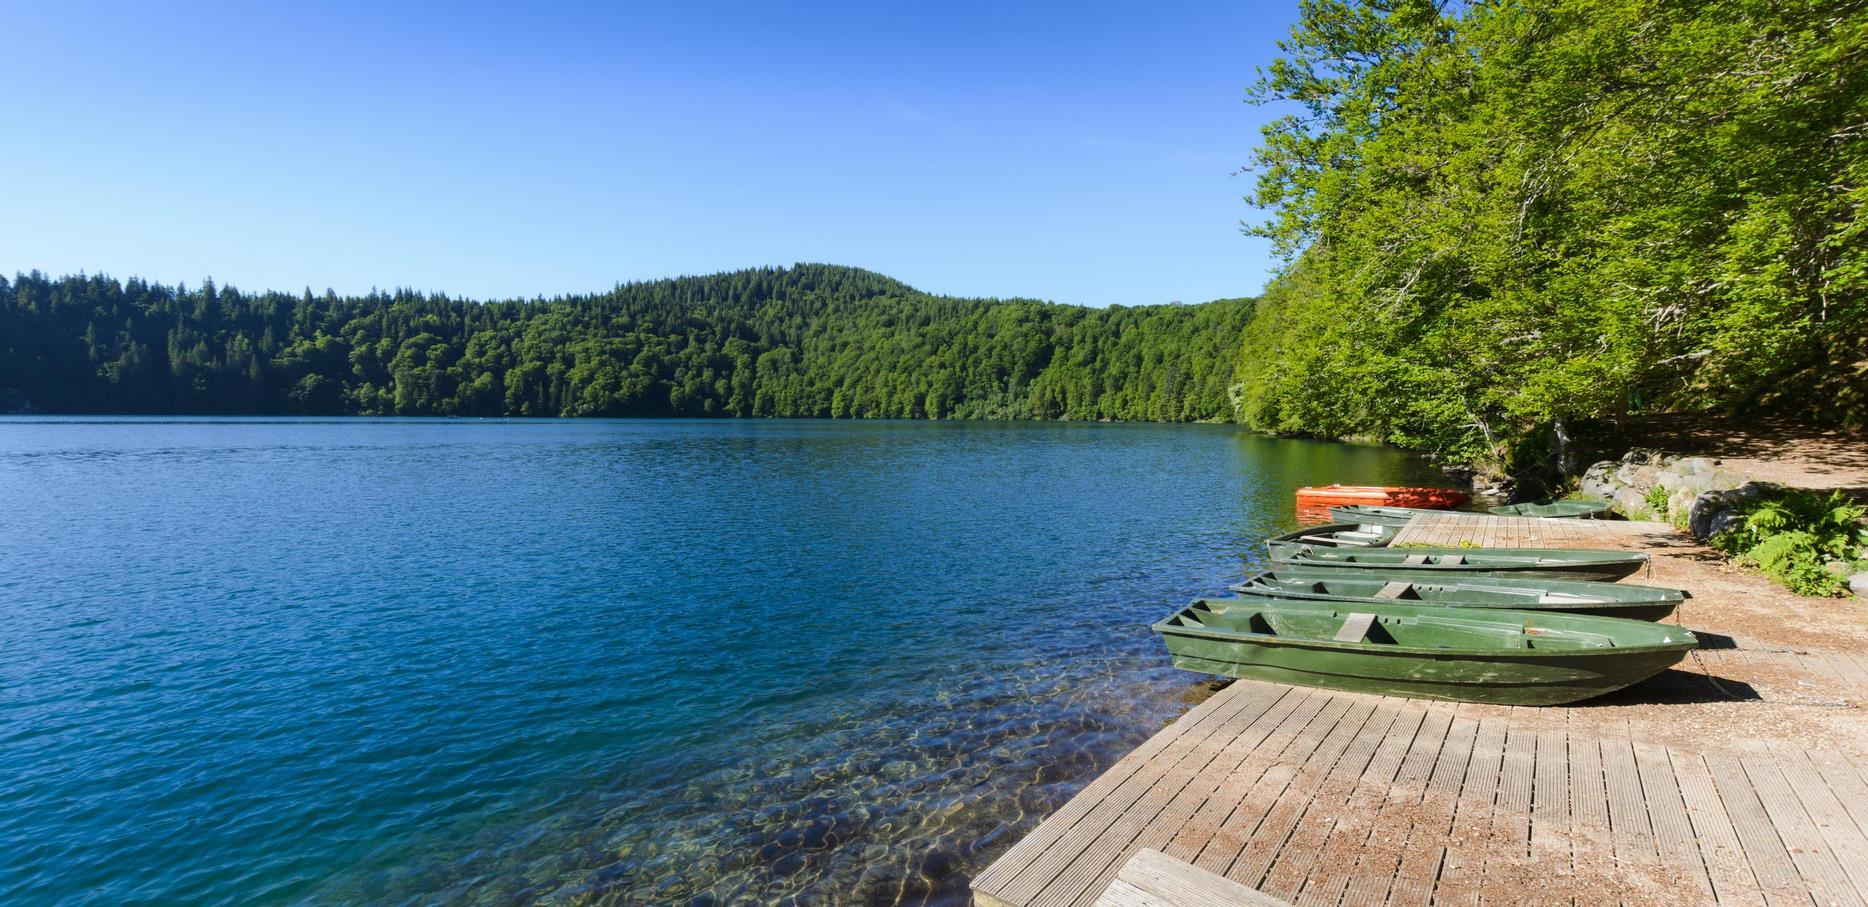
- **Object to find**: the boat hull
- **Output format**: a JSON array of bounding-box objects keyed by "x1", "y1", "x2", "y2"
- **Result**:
[
  {"x1": 1222, "y1": 570, "x2": 1684, "y2": 621},
  {"x1": 1327, "y1": 505, "x2": 1437, "y2": 527},
  {"x1": 1268, "y1": 542, "x2": 1648, "y2": 582},
  {"x1": 1296, "y1": 485, "x2": 1470, "y2": 509},
  {"x1": 1266, "y1": 521, "x2": 1399, "y2": 549},
  {"x1": 1154, "y1": 601, "x2": 1694, "y2": 706},
  {"x1": 1488, "y1": 500, "x2": 1614, "y2": 518}
]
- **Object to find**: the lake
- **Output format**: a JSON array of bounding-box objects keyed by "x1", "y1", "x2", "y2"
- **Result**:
[{"x1": 0, "y1": 418, "x2": 1442, "y2": 904}]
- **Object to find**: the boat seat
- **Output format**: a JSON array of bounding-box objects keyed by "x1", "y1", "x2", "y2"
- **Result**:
[
  {"x1": 1440, "y1": 554, "x2": 1465, "y2": 566},
  {"x1": 1334, "y1": 612, "x2": 1377, "y2": 642},
  {"x1": 1401, "y1": 554, "x2": 1429, "y2": 565},
  {"x1": 1373, "y1": 581, "x2": 1412, "y2": 600}
]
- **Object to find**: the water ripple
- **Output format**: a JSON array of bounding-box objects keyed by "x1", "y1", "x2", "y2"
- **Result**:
[{"x1": 0, "y1": 418, "x2": 1442, "y2": 904}]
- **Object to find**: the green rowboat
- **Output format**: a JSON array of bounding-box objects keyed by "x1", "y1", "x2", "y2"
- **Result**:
[
  {"x1": 1266, "y1": 521, "x2": 1399, "y2": 549},
  {"x1": 1327, "y1": 504, "x2": 1441, "y2": 527},
  {"x1": 1488, "y1": 499, "x2": 1614, "y2": 518},
  {"x1": 1153, "y1": 598, "x2": 1695, "y2": 705},
  {"x1": 1267, "y1": 538, "x2": 1648, "y2": 581},
  {"x1": 1223, "y1": 570, "x2": 1685, "y2": 621}
]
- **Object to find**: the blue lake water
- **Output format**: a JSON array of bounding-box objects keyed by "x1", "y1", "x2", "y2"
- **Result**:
[{"x1": 0, "y1": 418, "x2": 1442, "y2": 904}]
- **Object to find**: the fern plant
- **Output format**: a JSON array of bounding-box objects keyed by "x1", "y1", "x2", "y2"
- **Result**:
[{"x1": 1712, "y1": 491, "x2": 1867, "y2": 596}]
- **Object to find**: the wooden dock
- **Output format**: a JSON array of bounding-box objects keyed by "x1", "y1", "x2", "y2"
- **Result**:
[
  {"x1": 1389, "y1": 512, "x2": 1677, "y2": 550},
  {"x1": 972, "y1": 514, "x2": 1868, "y2": 907}
]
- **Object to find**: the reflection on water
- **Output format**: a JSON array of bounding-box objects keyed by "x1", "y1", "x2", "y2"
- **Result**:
[{"x1": 0, "y1": 418, "x2": 1442, "y2": 903}]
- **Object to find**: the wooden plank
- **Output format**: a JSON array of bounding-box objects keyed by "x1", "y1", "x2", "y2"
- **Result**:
[
  {"x1": 1432, "y1": 718, "x2": 1508, "y2": 906},
  {"x1": 1703, "y1": 753, "x2": 1807, "y2": 906},
  {"x1": 1255, "y1": 706, "x2": 1409, "y2": 902},
  {"x1": 1226, "y1": 699, "x2": 1392, "y2": 892},
  {"x1": 1387, "y1": 714, "x2": 1480, "y2": 906},
  {"x1": 1674, "y1": 751, "x2": 1768, "y2": 906},
  {"x1": 974, "y1": 684, "x2": 1271, "y2": 892},
  {"x1": 1333, "y1": 613, "x2": 1377, "y2": 642},
  {"x1": 1185, "y1": 693, "x2": 1348, "y2": 877},
  {"x1": 1335, "y1": 708, "x2": 1456, "y2": 907},
  {"x1": 1094, "y1": 849, "x2": 1293, "y2": 907},
  {"x1": 1476, "y1": 726, "x2": 1537, "y2": 907},
  {"x1": 1158, "y1": 692, "x2": 1329, "y2": 868},
  {"x1": 1600, "y1": 736, "x2": 1656, "y2": 875},
  {"x1": 1045, "y1": 693, "x2": 1349, "y2": 907},
  {"x1": 1079, "y1": 698, "x2": 1375, "y2": 907},
  {"x1": 1739, "y1": 756, "x2": 1864, "y2": 907},
  {"x1": 1632, "y1": 740, "x2": 1717, "y2": 902},
  {"x1": 1024, "y1": 690, "x2": 1322, "y2": 907},
  {"x1": 1774, "y1": 749, "x2": 1868, "y2": 899},
  {"x1": 980, "y1": 683, "x2": 1294, "y2": 902},
  {"x1": 1805, "y1": 750, "x2": 1868, "y2": 839},
  {"x1": 1529, "y1": 729, "x2": 1574, "y2": 889},
  {"x1": 1287, "y1": 708, "x2": 1429, "y2": 907},
  {"x1": 1565, "y1": 729, "x2": 1617, "y2": 899}
]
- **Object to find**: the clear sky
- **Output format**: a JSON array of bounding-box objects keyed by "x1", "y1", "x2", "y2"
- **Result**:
[{"x1": 1, "y1": 1, "x2": 1298, "y2": 307}]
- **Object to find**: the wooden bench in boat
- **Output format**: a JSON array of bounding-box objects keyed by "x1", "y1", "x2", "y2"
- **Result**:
[{"x1": 1333, "y1": 612, "x2": 1377, "y2": 642}]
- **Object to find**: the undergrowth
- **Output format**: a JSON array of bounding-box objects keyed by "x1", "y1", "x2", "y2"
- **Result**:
[{"x1": 1711, "y1": 490, "x2": 1867, "y2": 597}]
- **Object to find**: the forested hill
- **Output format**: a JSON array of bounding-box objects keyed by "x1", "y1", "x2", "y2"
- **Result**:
[
  {"x1": 0, "y1": 265, "x2": 1251, "y2": 421},
  {"x1": 1233, "y1": 0, "x2": 1866, "y2": 469}
]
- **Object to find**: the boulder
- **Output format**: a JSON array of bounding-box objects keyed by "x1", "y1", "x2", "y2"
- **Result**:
[
  {"x1": 1618, "y1": 463, "x2": 1661, "y2": 489},
  {"x1": 1688, "y1": 481, "x2": 1781, "y2": 541},
  {"x1": 1622, "y1": 448, "x2": 1666, "y2": 466},
  {"x1": 1613, "y1": 486, "x2": 1653, "y2": 519},
  {"x1": 1705, "y1": 508, "x2": 1747, "y2": 539},
  {"x1": 1579, "y1": 460, "x2": 1619, "y2": 500},
  {"x1": 1852, "y1": 572, "x2": 1868, "y2": 598}
]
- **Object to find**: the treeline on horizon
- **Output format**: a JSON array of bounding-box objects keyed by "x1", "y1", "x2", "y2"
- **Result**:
[
  {"x1": 0, "y1": 265, "x2": 1251, "y2": 422},
  {"x1": 1233, "y1": 0, "x2": 1866, "y2": 468}
]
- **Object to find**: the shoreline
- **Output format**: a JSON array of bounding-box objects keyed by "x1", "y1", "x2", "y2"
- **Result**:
[{"x1": 973, "y1": 511, "x2": 1868, "y2": 905}]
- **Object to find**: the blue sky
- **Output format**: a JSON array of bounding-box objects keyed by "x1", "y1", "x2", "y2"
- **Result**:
[{"x1": 1, "y1": 1, "x2": 1298, "y2": 307}]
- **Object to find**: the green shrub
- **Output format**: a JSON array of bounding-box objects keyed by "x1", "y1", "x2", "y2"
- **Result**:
[
  {"x1": 1712, "y1": 491, "x2": 1867, "y2": 597},
  {"x1": 1644, "y1": 486, "x2": 1670, "y2": 521}
]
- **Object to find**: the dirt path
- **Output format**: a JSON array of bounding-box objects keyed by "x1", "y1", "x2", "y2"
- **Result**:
[{"x1": 1601, "y1": 414, "x2": 1868, "y2": 493}]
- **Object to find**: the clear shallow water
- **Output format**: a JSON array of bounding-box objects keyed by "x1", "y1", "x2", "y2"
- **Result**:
[{"x1": 0, "y1": 418, "x2": 1442, "y2": 904}]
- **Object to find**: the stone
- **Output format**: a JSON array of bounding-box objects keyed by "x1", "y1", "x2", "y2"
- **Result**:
[
  {"x1": 1688, "y1": 481, "x2": 1781, "y2": 540},
  {"x1": 1670, "y1": 456, "x2": 1716, "y2": 476},
  {"x1": 1614, "y1": 487, "x2": 1651, "y2": 519},
  {"x1": 1622, "y1": 447, "x2": 1666, "y2": 466},
  {"x1": 1579, "y1": 460, "x2": 1618, "y2": 500},
  {"x1": 1852, "y1": 572, "x2": 1868, "y2": 597},
  {"x1": 1669, "y1": 489, "x2": 1698, "y2": 524},
  {"x1": 1677, "y1": 470, "x2": 1717, "y2": 495},
  {"x1": 1620, "y1": 464, "x2": 1661, "y2": 489},
  {"x1": 1705, "y1": 508, "x2": 1746, "y2": 539}
]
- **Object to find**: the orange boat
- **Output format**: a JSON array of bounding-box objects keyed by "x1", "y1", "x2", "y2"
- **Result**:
[{"x1": 1295, "y1": 485, "x2": 1470, "y2": 510}]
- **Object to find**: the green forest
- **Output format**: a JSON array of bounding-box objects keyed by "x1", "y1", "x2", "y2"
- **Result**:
[
  {"x1": 0, "y1": 265, "x2": 1249, "y2": 421},
  {"x1": 1233, "y1": 0, "x2": 1866, "y2": 467}
]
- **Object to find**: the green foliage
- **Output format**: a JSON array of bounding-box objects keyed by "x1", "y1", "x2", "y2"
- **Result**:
[
  {"x1": 1235, "y1": 0, "x2": 1868, "y2": 465},
  {"x1": 0, "y1": 266, "x2": 1253, "y2": 421},
  {"x1": 1712, "y1": 490, "x2": 1868, "y2": 596},
  {"x1": 1644, "y1": 486, "x2": 1670, "y2": 521}
]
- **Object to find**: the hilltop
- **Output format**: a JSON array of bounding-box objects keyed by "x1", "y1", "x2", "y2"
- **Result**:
[{"x1": 0, "y1": 264, "x2": 1251, "y2": 422}]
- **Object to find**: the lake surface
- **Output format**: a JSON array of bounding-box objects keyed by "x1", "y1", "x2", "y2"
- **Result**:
[{"x1": 0, "y1": 418, "x2": 1443, "y2": 904}]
